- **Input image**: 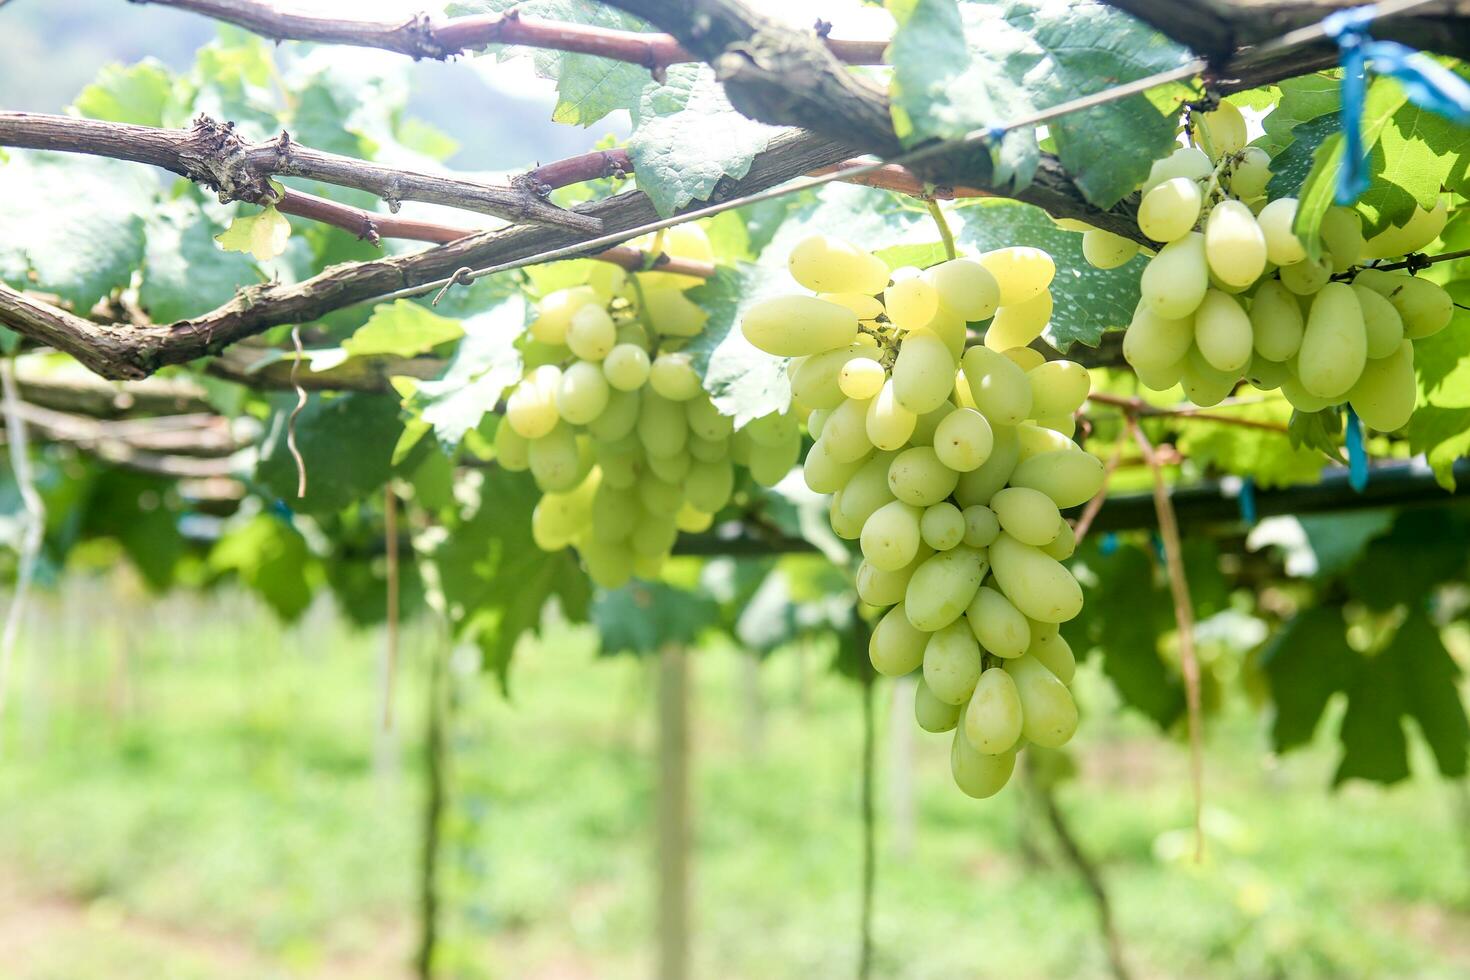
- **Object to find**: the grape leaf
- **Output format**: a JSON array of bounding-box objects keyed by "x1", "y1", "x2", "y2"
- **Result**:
[
  {"x1": 79, "y1": 469, "x2": 188, "y2": 592},
  {"x1": 72, "y1": 59, "x2": 174, "y2": 127},
  {"x1": 0, "y1": 152, "x2": 156, "y2": 311},
  {"x1": 411, "y1": 295, "x2": 528, "y2": 446},
  {"x1": 594, "y1": 582, "x2": 721, "y2": 656},
  {"x1": 1355, "y1": 101, "x2": 1465, "y2": 236},
  {"x1": 209, "y1": 514, "x2": 319, "y2": 623},
  {"x1": 1409, "y1": 286, "x2": 1470, "y2": 489},
  {"x1": 343, "y1": 301, "x2": 465, "y2": 359},
  {"x1": 216, "y1": 205, "x2": 292, "y2": 262},
  {"x1": 955, "y1": 199, "x2": 1146, "y2": 350},
  {"x1": 682, "y1": 264, "x2": 792, "y2": 427},
  {"x1": 1265, "y1": 113, "x2": 1340, "y2": 200},
  {"x1": 1259, "y1": 605, "x2": 1357, "y2": 751},
  {"x1": 256, "y1": 392, "x2": 404, "y2": 513},
  {"x1": 885, "y1": 0, "x2": 1191, "y2": 207},
  {"x1": 1258, "y1": 73, "x2": 1340, "y2": 156},
  {"x1": 628, "y1": 64, "x2": 782, "y2": 216},
  {"x1": 140, "y1": 199, "x2": 261, "y2": 322},
  {"x1": 1343, "y1": 508, "x2": 1470, "y2": 611}
]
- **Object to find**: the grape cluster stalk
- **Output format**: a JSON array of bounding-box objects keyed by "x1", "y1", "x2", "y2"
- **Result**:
[
  {"x1": 1078, "y1": 102, "x2": 1453, "y2": 431},
  {"x1": 742, "y1": 235, "x2": 1105, "y2": 798},
  {"x1": 499, "y1": 226, "x2": 799, "y2": 588}
]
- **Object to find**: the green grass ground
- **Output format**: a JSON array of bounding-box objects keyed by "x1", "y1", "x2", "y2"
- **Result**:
[{"x1": 0, "y1": 576, "x2": 1466, "y2": 978}]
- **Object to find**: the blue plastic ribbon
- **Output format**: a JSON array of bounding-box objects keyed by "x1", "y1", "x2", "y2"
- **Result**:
[
  {"x1": 1238, "y1": 477, "x2": 1258, "y2": 526},
  {"x1": 1324, "y1": 5, "x2": 1470, "y2": 205},
  {"x1": 1099, "y1": 531, "x2": 1119, "y2": 556},
  {"x1": 1344, "y1": 406, "x2": 1369, "y2": 492}
]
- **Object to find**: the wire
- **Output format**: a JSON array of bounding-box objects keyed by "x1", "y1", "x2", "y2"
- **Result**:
[{"x1": 358, "y1": 0, "x2": 1447, "y2": 307}]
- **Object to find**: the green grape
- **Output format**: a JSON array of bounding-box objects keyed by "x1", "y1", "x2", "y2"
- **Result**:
[
  {"x1": 950, "y1": 731, "x2": 1017, "y2": 798},
  {"x1": 857, "y1": 547, "x2": 931, "y2": 607},
  {"x1": 747, "y1": 428, "x2": 800, "y2": 487},
  {"x1": 1250, "y1": 280, "x2": 1305, "y2": 362},
  {"x1": 1299, "y1": 282, "x2": 1367, "y2": 398},
  {"x1": 921, "y1": 502, "x2": 966, "y2": 551},
  {"x1": 1141, "y1": 145, "x2": 1212, "y2": 194},
  {"x1": 642, "y1": 289, "x2": 708, "y2": 338},
  {"x1": 1198, "y1": 101, "x2": 1247, "y2": 159},
  {"x1": 953, "y1": 424, "x2": 1021, "y2": 507},
  {"x1": 1041, "y1": 520, "x2": 1076, "y2": 561},
  {"x1": 930, "y1": 258, "x2": 1001, "y2": 320},
  {"x1": 603, "y1": 343, "x2": 651, "y2": 391},
  {"x1": 870, "y1": 603, "x2": 930, "y2": 676},
  {"x1": 1356, "y1": 271, "x2": 1452, "y2": 340},
  {"x1": 1280, "y1": 369, "x2": 1335, "y2": 412},
  {"x1": 916, "y1": 679, "x2": 963, "y2": 734},
  {"x1": 556, "y1": 360, "x2": 610, "y2": 425},
  {"x1": 631, "y1": 552, "x2": 667, "y2": 579},
  {"x1": 637, "y1": 390, "x2": 688, "y2": 457},
  {"x1": 1003, "y1": 346, "x2": 1046, "y2": 371},
  {"x1": 638, "y1": 475, "x2": 684, "y2": 513},
  {"x1": 840, "y1": 452, "x2": 899, "y2": 526},
  {"x1": 1361, "y1": 197, "x2": 1448, "y2": 259},
  {"x1": 506, "y1": 364, "x2": 562, "y2": 439},
  {"x1": 1348, "y1": 339, "x2": 1416, "y2": 432},
  {"x1": 1028, "y1": 360, "x2": 1090, "y2": 418},
  {"x1": 586, "y1": 263, "x2": 627, "y2": 304},
  {"x1": 591, "y1": 484, "x2": 640, "y2": 541},
  {"x1": 904, "y1": 546, "x2": 989, "y2": 632},
  {"x1": 1081, "y1": 228, "x2": 1139, "y2": 270},
  {"x1": 885, "y1": 270, "x2": 940, "y2": 330},
  {"x1": 839, "y1": 357, "x2": 886, "y2": 400},
  {"x1": 990, "y1": 486, "x2": 1063, "y2": 547},
  {"x1": 529, "y1": 422, "x2": 582, "y2": 492},
  {"x1": 1279, "y1": 255, "x2": 1330, "y2": 296},
  {"x1": 908, "y1": 401, "x2": 955, "y2": 448},
  {"x1": 581, "y1": 536, "x2": 634, "y2": 589},
  {"x1": 961, "y1": 505, "x2": 1000, "y2": 548},
  {"x1": 741, "y1": 295, "x2": 860, "y2": 357},
  {"x1": 984, "y1": 289, "x2": 1053, "y2": 352},
  {"x1": 532, "y1": 480, "x2": 594, "y2": 551},
  {"x1": 687, "y1": 433, "x2": 727, "y2": 463},
  {"x1": 1230, "y1": 146, "x2": 1272, "y2": 199},
  {"x1": 961, "y1": 346, "x2": 1033, "y2": 425},
  {"x1": 1004, "y1": 655, "x2": 1078, "y2": 748},
  {"x1": 586, "y1": 387, "x2": 641, "y2": 441},
  {"x1": 676, "y1": 503, "x2": 713, "y2": 534},
  {"x1": 964, "y1": 667, "x2": 1023, "y2": 754},
  {"x1": 686, "y1": 397, "x2": 734, "y2": 442},
  {"x1": 1008, "y1": 449, "x2": 1103, "y2": 509},
  {"x1": 685, "y1": 457, "x2": 734, "y2": 513},
  {"x1": 1141, "y1": 232, "x2": 1209, "y2": 318},
  {"x1": 1256, "y1": 197, "x2": 1307, "y2": 266},
  {"x1": 1180, "y1": 347, "x2": 1238, "y2": 407},
  {"x1": 932, "y1": 407, "x2": 995, "y2": 472},
  {"x1": 1133, "y1": 356, "x2": 1186, "y2": 392},
  {"x1": 1205, "y1": 200, "x2": 1268, "y2": 288},
  {"x1": 806, "y1": 408, "x2": 830, "y2": 439},
  {"x1": 977, "y1": 247, "x2": 1054, "y2": 307},
  {"x1": 631, "y1": 510, "x2": 679, "y2": 558},
  {"x1": 860, "y1": 499, "x2": 923, "y2": 571},
  {"x1": 616, "y1": 319, "x2": 649, "y2": 348},
  {"x1": 888, "y1": 446, "x2": 960, "y2": 507},
  {"x1": 965, "y1": 585, "x2": 1030, "y2": 658},
  {"x1": 1138, "y1": 177, "x2": 1202, "y2": 244},
  {"x1": 866, "y1": 379, "x2": 919, "y2": 451},
  {"x1": 793, "y1": 344, "x2": 879, "y2": 410},
  {"x1": 596, "y1": 447, "x2": 639, "y2": 488},
  {"x1": 829, "y1": 489, "x2": 864, "y2": 539},
  {"x1": 821, "y1": 292, "x2": 885, "y2": 320},
  {"x1": 494, "y1": 420, "x2": 530, "y2": 471},
  {"x1": 567, "y1": 304, "x2": 616, "y2": 361},
  {"x1": 1014, "y1": 423, "x2": 1073, "y2": 463},
  {"x1": 1124, "y1": 304, "x2": 1195, "y2": 375},
  {"x1": 746, "y1": 411, "x2": 798, "y2": 447},
  {"x1": 1351, "y1": 283, "x2": 1405, "y2": 359},
  {"x1": 892, "y1": 329, "x2": 956, "y2": 415},
  {"x1": 1194, "y1": 289, "x2": 1254, "y2": 373},
  {"x1": 990, "y1": 532, "x2": 1083, "y2": 623},
  {"x1": 530, "y1": 286, "x2": 596, "y2": 344},
  {"x1": 1320, "y1": 206, "x2": 1365, "y2": 273},
  {"x1": 924, "y1": 623, "x2": 983, "y2": 705},
  {"x1": 1246, "y1": 352, "x2": 1292, "y2": 390},
  {"x1": 1027, "y1": 630, "x2": 1075, "y2": 684},
  {"x1": 788, "y1": 235, "x2": 890, "y2": 294},
  {"x1": 824, "y1": 396, "x2": 877, "y2": 463},
  {"x1": 649, "y1": 352, "x2": 701, "y2": 401},
  {"x1": 803, "y1": 436, "x2": 870, "y2": 494}
]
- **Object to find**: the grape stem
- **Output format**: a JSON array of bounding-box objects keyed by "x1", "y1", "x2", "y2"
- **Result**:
[
  {"x1": 1127, "y1": 416, "x2": 1205, "y2": 863},
  {"x1": 1332, "y1": 246, "x2": 1470, "y2": 281},
  {"x1": 1087, "y1": 391, "x2": 1290, "y2": 434},
  {"x1": 925, "y1": 200, "x2": 958, "y2": 262}
]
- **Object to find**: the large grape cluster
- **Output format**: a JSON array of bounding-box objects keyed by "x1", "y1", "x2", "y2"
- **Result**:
[
  {"x1": 498, "y1": 227, "x2": 800, "y2": 588},
  {"x1": 1085, "y1": 102, "x2": 1453, "y2": 432},
  {"x1": 741, "y1": 235, "x2": 1105, "y2": 799}
]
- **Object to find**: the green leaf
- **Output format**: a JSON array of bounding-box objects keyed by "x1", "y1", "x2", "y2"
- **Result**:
[
  {"x1": 886, "y1": 0, "x2": 1191, "y2": 207},
  {"x1": 593, "y1": 582, "x2": 720, "y2": 656},
  {"x1": 682, "y1": 264, "x2": 792, "y2": 427},
  {"x1": 409, "y1": 295, "x2": 527, "y2": 447},
  {"x1": 1355, "y1": 101, "x2": 1464, "y2": 236},
  {"x1": 1343, "y1": 509, "x2": 1470, "y2": 611},
  {"x1": 140, "y1": 199, "x2": 260, "y2": 322},
  {"x1": 0, "y1": 152, "x2": 155, "y2": 310},
  {"x1": 1258, "y1": 73, "x2": 1340, "y2": 156},
  {"x1": 79, "y1": 469, "x2": 188, "y2": 592},
  {"x1": 1259, "y1": 606, "x2": 1357, "y2": 752},
  {"x1": 431, "y1": 468, "x2": 591, "y2": 685},
  {"x1": 342, "y1": 300, "x2": 465, "y2": 359},
  {"x1": 216, "y1": 205, "x2": 292, "y2": 262},
  {"x1": 1286, "y1": 407, "x2": 1344, "y2": 460},
  {"x1": 956, "y1": 199, "x2": 1146, "y2": 350},
  {"x1": 72, "y1": 59, "x2": 174, "y2": 127},
  {"x1": 628, "y1": 64, "x2": 782, "y2": 216},
  {"x1": 1297, "y1": 509, "x2": 1395, "y2": 578},
  {"x1": 209, "y1": 514, "x2": 318, "y2": 622},
  {"x1": 1265, "y1": 113, "x2": 1340, "y2": 200},
  {"x1": 256, "y1": 393, "x2": 404, "y2": 513}
]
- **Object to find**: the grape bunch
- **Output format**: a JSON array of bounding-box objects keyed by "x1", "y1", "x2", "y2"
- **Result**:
[
  {"x1": 1083, "y1": 102, "x2": 1453, "y2": 432},
  {"x1": 497, "y1": 227, "x2": 800, "y2": 588},
  {"x1": 741, "y1": 235, "x2": 1105, "y2": 799}
]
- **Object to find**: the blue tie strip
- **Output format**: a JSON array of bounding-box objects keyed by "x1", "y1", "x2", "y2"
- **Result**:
[
  {"x1": 1344, "y1": 405, "x2": 1369, "y2": 492},
  {"x1": 1239, "y1": 477, "x2": 1258, "y2": 526}
]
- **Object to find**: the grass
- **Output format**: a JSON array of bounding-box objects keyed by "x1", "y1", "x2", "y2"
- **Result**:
[{"x1": 0, "y1": 575, "x2": 1466, "y2": 978}]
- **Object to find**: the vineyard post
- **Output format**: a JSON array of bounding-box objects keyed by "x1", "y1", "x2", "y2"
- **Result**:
[{"x1": 657, "y1": 643, "x2": 692, "y2": 980}]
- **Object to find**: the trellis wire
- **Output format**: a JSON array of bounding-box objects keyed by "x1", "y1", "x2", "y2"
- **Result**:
[{"x1": 357, "y1": 0, "x2": 1444, "y2": 308}]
